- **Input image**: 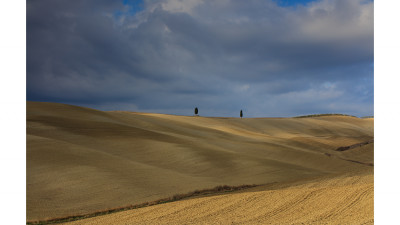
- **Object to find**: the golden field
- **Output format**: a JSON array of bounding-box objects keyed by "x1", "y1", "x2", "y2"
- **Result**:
[
  {"x1": 27, "y1": 101, "x2": 373, "y2": 224},
  {"x1": 63, "y1": 168, "x2": 373, "y2": 225}
]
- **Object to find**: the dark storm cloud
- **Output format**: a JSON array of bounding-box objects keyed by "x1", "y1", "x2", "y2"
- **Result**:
[{"x1": 27, "y1": 0, "x2": 374, "y2": 117}]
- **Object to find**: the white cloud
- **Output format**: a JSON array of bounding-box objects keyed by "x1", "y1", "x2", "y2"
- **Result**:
[
  {"x1": 160, "y1": 0, "x2": 204, "y2": 14},
  {"x1": 237, "y1": 84, "x2": 250, "y2": 92}
]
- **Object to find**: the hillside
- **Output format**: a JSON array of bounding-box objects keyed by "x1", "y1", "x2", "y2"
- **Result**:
[
  {"x1": 63, "y1": 168, "x2": 373, "y2": 225},
  {"x1": 27, "y1": 101, "x2": 373, "y2": 222}
]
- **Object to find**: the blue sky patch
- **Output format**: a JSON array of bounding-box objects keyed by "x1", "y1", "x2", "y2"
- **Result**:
[{"x1": 275, "y1": 0, "x2": 317, "y2": 7}]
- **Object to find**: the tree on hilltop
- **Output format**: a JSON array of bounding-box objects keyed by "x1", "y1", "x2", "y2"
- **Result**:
[{"x1": 194, "y1": 107, "x2": 198, "y2": 116}]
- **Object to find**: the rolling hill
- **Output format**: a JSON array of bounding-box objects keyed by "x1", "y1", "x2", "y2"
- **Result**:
[{"x1": 26, "y1": 101, "x2": 373, "y2": 223}]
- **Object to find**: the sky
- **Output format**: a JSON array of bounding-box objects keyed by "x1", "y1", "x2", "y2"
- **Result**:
[{"x1": 26, "y1": 0, "x2": 374, "y2": 117}]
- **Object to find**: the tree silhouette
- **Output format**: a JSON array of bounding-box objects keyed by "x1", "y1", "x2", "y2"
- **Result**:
[
  {"x1": 240, "y1": 110, "x2": 243, "y2": 118},
  {"x1": 195, "y1": 107, "x2": 198, "y2": 116}
]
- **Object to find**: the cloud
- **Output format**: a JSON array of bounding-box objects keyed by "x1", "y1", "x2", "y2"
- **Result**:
[{"x1": 27, "y1": 0, "x2": 374, "y2": 117}]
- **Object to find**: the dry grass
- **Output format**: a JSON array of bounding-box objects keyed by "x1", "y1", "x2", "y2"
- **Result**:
[
  {"x1": 27, "y1": 101, "x2": 374, "y2": 222},
  {"x1": 336, "y1": 139, "x2": 374, "y2": 151},
  {"x1": 62, "y1": 168, "x2": 373, "y2": 225},
  {"x1": 26, "y1": 184, "x2": 258, "y2": 225}
]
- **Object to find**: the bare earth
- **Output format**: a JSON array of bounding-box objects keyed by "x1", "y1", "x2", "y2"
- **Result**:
[{"x1": 27, "y1": 101, "x2": 373, "y2": 223}]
